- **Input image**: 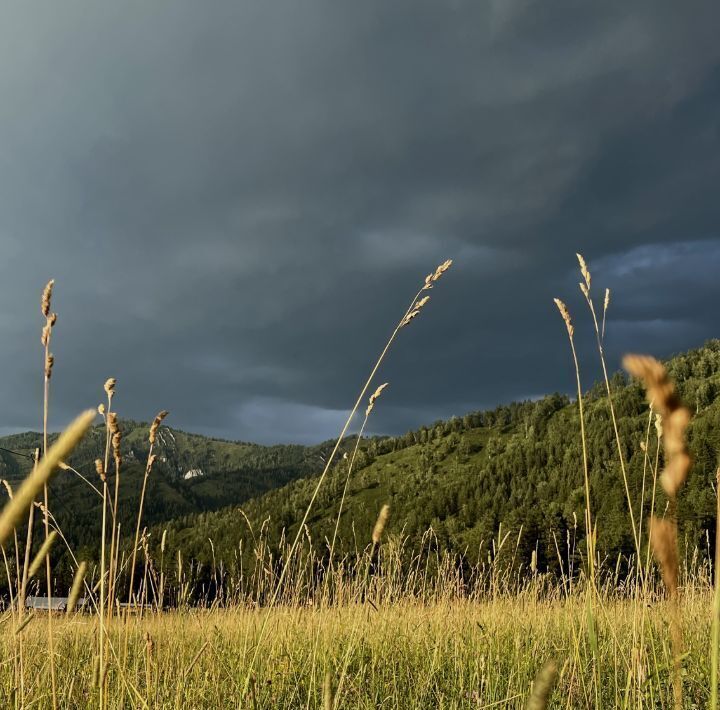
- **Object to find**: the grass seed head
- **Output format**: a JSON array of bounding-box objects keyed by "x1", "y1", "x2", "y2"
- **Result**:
[
  {"x1": 649, "y1": 516, "x2": 679, "y2": 599},
  {"x1": 527, "y1": 659, "x2": 558, "y2": 710},
  {"x1": 0, "y1": 409, "x2": 95, "y2": 545},
  {"x1": 366, "y1": 383, "x2": 389, "y2": 417},
  {"x1": 576, "y1": 253, "x2": 591, "y2": 290},
  {"x1": 149, "y1": 410, "x2": 169, "y2": 444},
  {"x1": 104, "y1": 378, "x2": 116, "y2": 397},
  {"x1": 67, "y1": 561, "x2": 87, "y2": 614},
  {"x1": 41, "y1": 279, "x2": 55, "y2": 317},
  {"x1": 623, "y1": 354, "x2": 691, "y2": 499},
  {"x1": 45, "y1": 353, "x2": 54, "y2": 379},
  {"x1": 401, "y1": 296, "x2": 430, "y2": 328},
  {"x1": 372, "y1": 504, "x2": 390, "y2": 545},
  {"x1": 423, "y1": 259, "x2": 453, "y2": 290},
  {"x1": 553, "y1": 299, "x2": 574, "y2": 339},
  {"x1": 27, "y1": 530, "x2": 58, "y2": 579},
  {"x1": 112, "y1": 430, "x2": 122, "y2": 465}
]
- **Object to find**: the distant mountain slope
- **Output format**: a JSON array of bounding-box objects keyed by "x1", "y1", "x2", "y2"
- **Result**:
[
  {"x1": 159, "y1": 341, "x2": 720, "y2": 574},
  {"x1": 0, "y1": 421, "x2": 356, "y2": 556}
]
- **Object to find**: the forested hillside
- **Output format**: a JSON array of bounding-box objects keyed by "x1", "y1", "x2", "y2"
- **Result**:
[
  {"x1": 0, "y1": 422, "x2": 350, "y2": 562},
  {"x1": 160, "y1": 341, "x2": 720, "y2": 576},
  {"x1": 3, "y1": 341, "x2": 719, "y2": 584}
]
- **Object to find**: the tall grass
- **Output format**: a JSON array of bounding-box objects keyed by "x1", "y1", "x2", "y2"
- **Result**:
[{"x1": 0, "y1": 257, "x2": 718, "y2": 708}]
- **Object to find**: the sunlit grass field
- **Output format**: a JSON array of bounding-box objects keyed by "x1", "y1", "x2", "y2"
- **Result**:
[
  {"x1": 2, "y1": 255, "x2": 720, "y2": 708},
  {"x1": 2, "y1": 592, "x2": 715, "y2": 708}
]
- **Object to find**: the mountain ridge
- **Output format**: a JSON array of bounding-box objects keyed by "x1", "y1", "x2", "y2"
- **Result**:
[
  {"x1": 2, "y1": 339, "x2": 720, "y2": 581},
  {"x1": 154, "y1": 339, "x2": 720, "y2": 576}
]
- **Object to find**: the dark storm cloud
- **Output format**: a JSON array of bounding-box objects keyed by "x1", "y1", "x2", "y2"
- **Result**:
[{"x1": 0, "y1": 1, "x2": 719, "y2": 443}]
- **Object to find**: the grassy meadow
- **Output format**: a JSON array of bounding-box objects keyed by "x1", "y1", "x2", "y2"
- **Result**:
[
  {"x1": 1, "y1": 255, "x2": 719, "y2": 708},
  {"x1": 2, "y1": 593, "x2": 716, "y2": 708}
]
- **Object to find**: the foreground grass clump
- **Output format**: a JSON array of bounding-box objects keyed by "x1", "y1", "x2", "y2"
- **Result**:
[{"x1": 0, "y1": 595, "x2": 713, "y2": 708}]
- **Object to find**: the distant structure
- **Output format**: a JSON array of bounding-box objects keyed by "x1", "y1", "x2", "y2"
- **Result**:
[
  {"x1": 183, "y1": 467, "x2": 204, "y2": 480},
  {"x1": 25, "y1": 596, "x2": 68, "y2": 612},
  {"x1": 25, "y1": 596, "x2": 90, "y2": 612}
]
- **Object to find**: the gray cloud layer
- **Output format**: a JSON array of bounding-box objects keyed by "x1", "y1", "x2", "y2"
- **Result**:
[{"x1": 0, "y1": 1, "x2": 719, "y2": 442}]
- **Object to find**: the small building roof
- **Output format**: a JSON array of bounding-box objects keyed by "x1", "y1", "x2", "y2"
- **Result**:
[{"x1": 25, "y1": 596, "x2": 68, "y2": 611}]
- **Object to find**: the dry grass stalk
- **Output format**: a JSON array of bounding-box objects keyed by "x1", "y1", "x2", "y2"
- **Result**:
[
  {"x1": 624, "y1": 354, "x2": 689, "y2": 710},
  {"x1": 576, "y1": 253, "x2": 591, "y2": 290},
  {"x1": 129, "y1": 410, "x2": 169, "y2": 605},
  {"x1": 552, "y1": 298, "x2": 592, "y2": 568},
  {"x1": 15, "y1": 613, "x2": 33, "y2": 636},
  {"x1": 623, "y1": 355, "x2": 691, "y2": 499},
  {"x1": 27, "y1": 530, "x2": 58, "y2": 580},
  {"x1": 330, "y1": 383, "x2": 391, "y2": 565},
  {"x1": 45, "y1": 353, "x2": 55, "y2": 379},
  {"x1": 372, "y1": 505, "x2": 390, "y2": 545},
  {"x1": 649, "y1": 517, "x2": 678, "y2": 599},
  {"x1": 526, "y1": 659, "x2": 558, "y2": 709},
  {"x1": 0, "y1": 410, "x2": 95, "y2": 545},
  {"x1": 323, "y1": 671, "x2": 334, "y2": 710},
  {"x1": 243, "y1": 260, "x2": 453, "y2": 694},
  {"x1": 104, "y1": 378, "x2": 116, "y2": 397},
  {"x1": 553, "y1": 299, "x2": 573, "y2": 339},
  {"x1": 112, "y1": 430, "x2": 123, "y2": 467},
  {"x1": 41, "y1": 279, "x2": 54, "y2": 317},
  {"x1": 601, "y1": 287, "x2": 611, "y2": 340},
  {"x1": 423, "y1": 259, "x2": 453, "y2": 290},
  {"x1": 67, "y1": 561, "x2": 87, "y2": 614},
  {"x1": 577, "y1": 256, "x2": 641, "y2": 562},
  {"x1": 99, "y1": 378, "x2": 116, "y2": 704},
  {"x1": 366, "y1": 383, "x2": 388, "y2": 417},
  {"x1": 400, "y1": 296, "x2": 430, "y2": 328},
  {"x1": 149, "y1": 410, "x2": 169, "y2": 445}
]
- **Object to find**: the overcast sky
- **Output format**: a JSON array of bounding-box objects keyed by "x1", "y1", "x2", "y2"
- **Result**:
[{"x1": 0, "y1": 1, "x2": 719, "y2": 444}]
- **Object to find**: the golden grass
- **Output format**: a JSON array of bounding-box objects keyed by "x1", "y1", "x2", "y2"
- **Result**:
[
  {"x1": 2, "y1": 254, "x2": 720, "y2": 708},
  {"x1": 0, "y1": 594, "x2": 716, "y2": 708}
]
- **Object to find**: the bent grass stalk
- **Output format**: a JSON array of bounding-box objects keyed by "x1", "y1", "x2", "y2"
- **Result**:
[
  {"x1": 241, "y1": 259, "x2": 452, "y2": 693},
  {"x1": 129, "y1": 410, "x2": 168, "y2": 606},
  {"x1": 41, "y1": 279, "x2": 58, "y2": 709},
  {"x1": 99, "y1": 378, "x2": 115, "y2": 708},
  {"x1": 67, "y1": 560, "x2": 87, "y2": 614},
  {"x1": 553, "y1": 297, "x2": 598, "y2": 693},
  {"x1": 576, "y1": 255, "x2": 640, "y2": 560},
  {"x1": 26, "y1": 529, "x2": 57, "y2": 580},
  {"x1": 624, "y1": 354, "x2": 692, "y2": 710},
  {"x1": 0, "y1": 410, "x2": 96, "y2": 544},
  {"x1": 328, "y1": 383, "x2": 388, "y2": 568}
]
